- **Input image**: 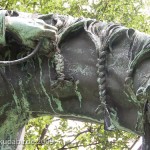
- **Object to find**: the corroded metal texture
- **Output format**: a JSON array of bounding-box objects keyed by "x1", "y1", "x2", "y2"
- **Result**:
[{"x1": 0, "y1": 10, "x2": 150, "y2": 149}]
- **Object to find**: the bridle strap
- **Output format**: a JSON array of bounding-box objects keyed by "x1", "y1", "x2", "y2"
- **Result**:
[{"x1": 0, "y1": 39, "x2": 43, "y2": 66}]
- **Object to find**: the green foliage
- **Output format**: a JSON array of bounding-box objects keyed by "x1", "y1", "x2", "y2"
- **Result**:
[
  {"x1": 0, "y1": 0, "x2": 149, "y2": 149},
  {"x1": 24, "y1": 117, "x2": 138, "y2": 150},
  {"x1": 1, "y1": 0, "x2": 149, "y2": 33}
]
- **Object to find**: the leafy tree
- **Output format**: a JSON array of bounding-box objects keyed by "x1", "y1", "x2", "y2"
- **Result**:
[{"x1": 0, "y1": 0, "x2": 149, "y2": 149}]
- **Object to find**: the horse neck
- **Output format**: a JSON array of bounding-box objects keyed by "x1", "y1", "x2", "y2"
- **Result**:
[{"x1": 0, "y1": 53, "x2": 102, "y2": 124}]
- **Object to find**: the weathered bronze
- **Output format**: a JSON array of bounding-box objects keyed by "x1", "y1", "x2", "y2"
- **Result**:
[{"x1": 0, "y1": 10, "x2": 150, "y2": 149}]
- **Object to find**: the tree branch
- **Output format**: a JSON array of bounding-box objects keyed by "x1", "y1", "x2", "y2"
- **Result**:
[
  {"x1": 60, "y1": 142, "x2": 102, "y2": 150},
  {"x1": 129, "y1": 136, "x2": 140, "y2": 150},
  {"x1": 36, "y1": 124, "x2": 49, "y2": 149},
  {"x1": 58, "y1": 127, "x2": 93, "y2": 150}
]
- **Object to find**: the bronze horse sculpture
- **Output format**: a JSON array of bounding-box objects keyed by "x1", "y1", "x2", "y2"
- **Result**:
[{"x1": 0, "y1": 10, "x2": 150, "y2": 149}]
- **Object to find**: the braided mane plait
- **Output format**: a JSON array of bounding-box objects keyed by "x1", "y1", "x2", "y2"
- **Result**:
[
  {"x1": 95, "y1": 23, "x2": 121, "y2": 129},
  {"x1": 85, "y1": 21, "x2": 128, "y2": 129}
]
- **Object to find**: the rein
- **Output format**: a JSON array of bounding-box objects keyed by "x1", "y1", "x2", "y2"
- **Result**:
[{"x1": 0, "y1": 39, "x2": 43, "y2": 66}]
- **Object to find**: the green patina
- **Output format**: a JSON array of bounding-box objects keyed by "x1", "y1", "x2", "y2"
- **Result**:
[
  {"x1": 18, "y1": 79, "x2": 30, "y2": 110},
  {"x1": 135, "y1": 111, "x2": 144, "y2": 132},
  {"x1": 75, "y1": 80, "x2": 82, "y2": 108},
  {"x1": 0, "y1": 108, "x2": 20, "y2": 139},
  {"x1": 0, "y1": 81, "x2": 30, "y2": 140},
  {"x1": 57, "y1": 113, "x2": 102, "y2": 124},
  {"x1": 48, "y1": 59, "x2": 52, "y2": 83},
  {"x1": 12, "y1": 88, "x2": 21, "y2": 112},
  {"x1": 0, "y1": 103, "x2": 9, "y2": 116},
  {"x1": 109, "y1": 107, "x2": 137, "y2": 134},
  {"x1": 26, "y1": 72, "x2": 33, "y2": 84},
  {"x1": 0, "y1": 10, "x2": 150, "y2": 146},
  {"x1": 122, "y1": 30, "x2": 150, "y2": 135},
  {"x1": 38, "y1": 56, "x2": 57, "y2": 114},
  {"x1": 109, "y1": 108, "x2": 118, "y2": 130},
  {"x1": 74, "y1": 64, "x2": 92, "y2": 76},
  {"x1": 51, "y1": 80, "x2": 75, "y2": 98},
  {"x1": 110, "y1": 117, "x2": 137, "y2": 135},
  {"x1": 0, "y1": 107, "x2": 30, "y2": 140},
  {"x1": 0, "y1": 10, "x2": 6, "y2": 46},
  {"x1": 32, "y1": 80, "x2": 42, "y2": 107},
  {"x1": 51, "y1": 96, "x2": 63, "y2": 112}
]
